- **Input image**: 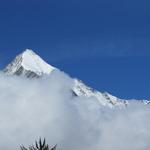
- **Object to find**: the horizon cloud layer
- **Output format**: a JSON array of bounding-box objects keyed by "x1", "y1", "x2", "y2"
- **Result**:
[{"x1": 0, "y1": 71, "x2": 149, "y2": 150}]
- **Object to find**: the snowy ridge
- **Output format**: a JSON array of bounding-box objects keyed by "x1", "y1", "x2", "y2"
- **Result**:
[
  {"x1": 3, "y1": 49, "x2": 150, "y2": 108},
  {"x1": 73, "y1": 79, "x2": 128, "y2": 107}
]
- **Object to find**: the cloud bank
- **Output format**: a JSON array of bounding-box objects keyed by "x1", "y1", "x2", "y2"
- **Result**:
[{"x1": 0, "y1": 71, "x2": 149, "y2": 150}]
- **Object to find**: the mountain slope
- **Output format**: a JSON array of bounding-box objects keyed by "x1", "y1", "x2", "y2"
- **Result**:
[{"x1": 3, "y1": 49, "x2": 149, "y2": 108}]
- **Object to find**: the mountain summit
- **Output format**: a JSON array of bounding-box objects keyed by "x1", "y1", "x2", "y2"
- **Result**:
[
  {"x1": 4, "y1": 49, "x2": 56, "y2": 77},
  {"x1": 3, "y1": 49, "x2": 149, "y2": 108}
]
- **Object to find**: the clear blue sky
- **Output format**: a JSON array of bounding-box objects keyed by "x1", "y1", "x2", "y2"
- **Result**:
[{"x1": 0, "y1": 0, "x2": 150, "y2": 99}]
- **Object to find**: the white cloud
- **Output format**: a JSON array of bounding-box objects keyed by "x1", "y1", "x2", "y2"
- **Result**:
[{"x1": 0, "y1": 71, "x2": 149, "y2": 150}]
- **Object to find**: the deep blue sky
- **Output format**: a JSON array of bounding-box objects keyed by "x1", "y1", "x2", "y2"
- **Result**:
[{"x1": 0, "y1": 0, "x2": 150, "y2": 99}]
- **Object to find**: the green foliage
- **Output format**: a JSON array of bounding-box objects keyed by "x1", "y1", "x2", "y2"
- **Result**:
[{"x1": 20, "y1": 138, "x2": 57, "y2": 150}]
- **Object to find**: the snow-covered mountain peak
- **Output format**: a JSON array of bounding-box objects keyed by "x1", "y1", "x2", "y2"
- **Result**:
[
  {"x1": 21, "y1": 49, "x2": 39, "y2": 60},
  {"x1": 21, "y1": 49, "x2": 55, "y2": 74},
  {"x1": 22, "y1": 48, "x2": 35, "y2": 54},
  {"x1": 3, "y1": 49, "x2": 149, "y2": 108},
  {"x1": 4, "y1": 49, "x2": 56, "y2": 77}
]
